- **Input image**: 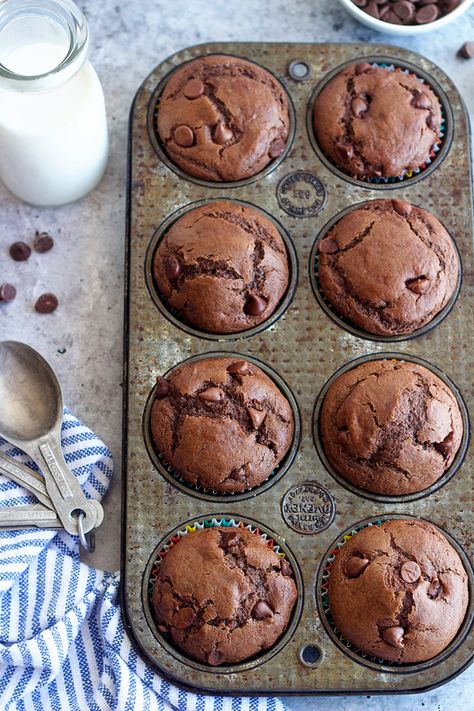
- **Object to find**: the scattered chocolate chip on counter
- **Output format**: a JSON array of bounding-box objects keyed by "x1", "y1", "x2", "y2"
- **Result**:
[
  {"x1": 10, "y1": 241, "x2": 31, "y2": 261},
  {"x1": 33, "y1": 231, "x2": 54, "y2": 253},
  {"x1": 351, "y1": 0, "x2": 462, "y2": 24},
  {"x1": 0, "y1": 283, "x2": 16, "y2": 303},
  {"x1": 458, "y1": 41, "x2": 474, "y2": 59},
  {"x1": 35, "y1": 293, "x2": 59, "y2": 314}
]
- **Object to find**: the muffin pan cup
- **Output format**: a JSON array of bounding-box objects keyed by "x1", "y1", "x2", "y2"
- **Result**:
[{"x1": 123, "y1": 42, "x2": 473, "y2": 695}]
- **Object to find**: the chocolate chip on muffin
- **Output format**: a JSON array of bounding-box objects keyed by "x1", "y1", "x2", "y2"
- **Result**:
[
  {"x1": 154, "y1": 201, "x2": 290, "y2": 334},
  {"x1": 317, "y1": 199, "x2": 459, "y2": 336},
  {"x1": 152, "y1": 526, "x2": 297, "y2": 665},
  {"x1": 150, "y1": 357, "x2": 294, "y2": 493},
  {"x1": 156, "y1": 55, "x2": 290, "y2": 181},
  {"x1": 313, "y1": 63, "x2": 442, "y2": 179},
  {"x1": 320, "y1": 359, "x2": 463, "y2": 496},
  {"x1": 328, "y1": 520, "x2": 468, "y2": 663}
]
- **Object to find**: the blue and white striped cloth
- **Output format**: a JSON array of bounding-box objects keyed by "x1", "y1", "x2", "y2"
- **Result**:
[{"x1": 0, "y1": 410, "x2": 286, "y2": 711}]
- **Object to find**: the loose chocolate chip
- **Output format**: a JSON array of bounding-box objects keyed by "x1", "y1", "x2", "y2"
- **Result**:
[
  {"x1": 165, "y1": 255, "x2": 181, "y2": 280},
  {"x1": 428, "y1": 579, "x2": 442, "y2": 598},
  {"x1": 392, "y1": 198, "x2": 412, "y2": 217},
  {"x1": 355, "y1": 62, "x2": 372, "y2": 75},
  {"x1": 393, "y1": 1, "x2": 416, "y2": 21},
  {"x1": 199, "y1": 387, "x2": 224, "y2": 402},
  {"x1": 33, "y1": 231, "x2": 54, "y2": 253},
  {"x1": 319, "y1": 238, "x2": 339, "y2": 255},
  {"x1": 183, "y1": 78, "x2": 205, "y2": 99},
  {"x1": 252, "y1": 601, "x2": 273, "y2": 620},
  {"x1": 248, "y1": 407, "x2": 267, "y2": 430},
  {"x1": 416, "y1": 4, "x2": 439, "y2": 22},
  {"x1": 458, "y1": 41, "x2": 474, "y2": 59},
  {"x1": 351, "y1": 97, "x2": 368, "y2": 117},
  {"x1": 207, "y1": 650, "x2": 222, "y2": 666},
  {"x1": 335, "y1": 142, "x2": 354, "y2": 162},
  {"x1": 244, "y1": 294, "x2": 267, "y2": 316},
  {"x1": 227, "y1": 360, "x2": 251, "y2": 376},
  {"x1": 10, "y1": 241, "x2": 31, "y2": 261},
  {"x1": 213, "y1": 121, "x2": 233, "y2": 145},
  {"x1": 280, "y1": 559, "x2": 293, "y2": 577},
  {"x1": 379, "y1": 5, "x2": 392, "y2": 18},
  {"x1": 411, "y1": 89, "x2": 431, "y2": 110},
  {"x1": 346, "y1": 556, "x2": 370, "y2": 578},
  {"x1": 401, "y1": 561, "x2": 421, "y2": 583},
  {"x1": 35, "y1": 293, "x2": 58, "y2": 314},
  {"x1": 269, "y1": 137, "x2": 286, "y2": 159},
  {"x1": 0, "y1": 283, "x2": 16, "y2": 303},
  {"x1": 173, "y1": 606, "x2": 196, "y2": 629},
  {"x1": 155, "y1": 376, "x2": 170, "y2": 399},
  {"x1": 174, "y1": 125, "x2": 194, "y2": 147},
  {"x1": 406, "y1": 275, "x2": 430, "y2": 294},
  {"x1": 382, "y1": 626, "x2": 405, "y2": 647}
]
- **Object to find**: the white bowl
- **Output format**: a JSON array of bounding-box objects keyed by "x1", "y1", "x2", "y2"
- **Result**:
[{"x1": 337, "y1": 0, "x2": 474, "y2": 35}]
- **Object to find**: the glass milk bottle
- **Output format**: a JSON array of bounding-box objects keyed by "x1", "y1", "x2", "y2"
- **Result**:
[{"x1": 0, "y1": 0, "x2": 108, "y2": 206}]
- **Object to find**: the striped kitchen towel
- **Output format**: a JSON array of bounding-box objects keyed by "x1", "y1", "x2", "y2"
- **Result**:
[{"x1": 0, "y1": 410, "x2": 286, "y2": 711}]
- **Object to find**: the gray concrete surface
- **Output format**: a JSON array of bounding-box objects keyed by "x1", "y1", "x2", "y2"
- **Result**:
[{"x1": 0, "y1": 0, "x2": 472, "y2": 708}]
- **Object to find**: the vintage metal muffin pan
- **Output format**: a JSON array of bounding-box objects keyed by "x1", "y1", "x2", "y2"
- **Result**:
[{"x1": 122, "y1": 42, "x2": 473, "y2": 695}]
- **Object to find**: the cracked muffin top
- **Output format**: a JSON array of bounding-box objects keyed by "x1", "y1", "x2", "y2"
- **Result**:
[
  {"x1": 150, "y1": 357, "x2": 295, "y2": 493},
  {"x1": 313, "y1": 63, "x2": 442, "y2": 179},
  {"x1": 152, "y1": 526, "x2": 298, "y2": 665},
  {"x1": 320, "y1": 359, "x2": 463, "y2": 496},
  {"x1": 328, "y1": 520, "x2": 468, "y2": 663},
  {"x1": 317, "y1": 199, "x2": 459, "y2": 337},
  {"x1": 156, "y1": 54, "x2": 290, "y2": 181},
  {"x1": 153, "y1": 201, "x2": 290, "y2": 334}
]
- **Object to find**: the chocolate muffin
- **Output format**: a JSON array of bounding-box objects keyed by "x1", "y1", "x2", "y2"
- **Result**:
[
  {"x1": 152, "y1": 526, "x2": 298, "y2": 665},
  {"x1": 154, "y1": 201, "x2": 290, "y2": 334},
  {"x1": 150, "y1": 357, "x2": 295, "y2": 493},
  {"x1": 313, "y1": 63, "x2": 442, "y2": 179},
  {"x1": 328, "y1": 520, "x2": 469, "y2": 663},
  {"x1": 320, "y1": 359, "x2": 463, "y2": 496},
  {"x1": 317, "y1": 199, "x2": 459, "y2": 336},
  {"x1": 156, "y1": 55, "x2": 290, "y2": 181}
]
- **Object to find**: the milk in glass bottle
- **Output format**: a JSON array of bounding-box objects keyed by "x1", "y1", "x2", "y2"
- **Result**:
[{"x1": 0, "y1": 0, "x2": 108, "y2": 206}]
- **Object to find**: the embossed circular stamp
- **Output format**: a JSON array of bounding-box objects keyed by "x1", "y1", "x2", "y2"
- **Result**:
[
  {"x1": 277, "y1": 171, "x2": 326, "y2": 217},
  {"x1": 281, "y1": 482, "x2": 335, "y2": 534}
]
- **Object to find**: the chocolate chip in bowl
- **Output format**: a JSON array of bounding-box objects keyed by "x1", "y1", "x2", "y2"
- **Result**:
[{"x1": 339, "y1": 0, "x2": 474, "y2": 33}]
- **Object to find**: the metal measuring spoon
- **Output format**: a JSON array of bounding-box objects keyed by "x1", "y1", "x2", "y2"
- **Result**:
[{"x1": 0, "y1": 341, "x2": 103, "y2": 537}]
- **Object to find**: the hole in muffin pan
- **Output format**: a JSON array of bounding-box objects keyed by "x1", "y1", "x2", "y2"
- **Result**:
[
  {"x1": 143, "y1": 351, "x2": 302, "y2": 503},
  {"x1": 312, "y1": 352, "x2": 470, "y2": 505},
  {"x1": 146, "y1": 53, "x2": 296, "y2": 189},
  {"x1": 288, "y1": 59, "x2": 311, "y2": 81},
  {"x1": 144, "y1": 198, "x2": 298, "y2": 342},
  {"x1": 142, "y1": 514, "x2": 304, "y2": 673},
  {"x1": 315, "y1": 514, "x2": 474, "y2": 674},
  {"x1": 299, "y1": 644, "x2": 323, "y2": 668},
  {"x1": 306, "y1": 56, "x2": 454, "y2": 190},
  {"x1": 308, "y1": 201, "x2": 462, "y2": 343}
]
